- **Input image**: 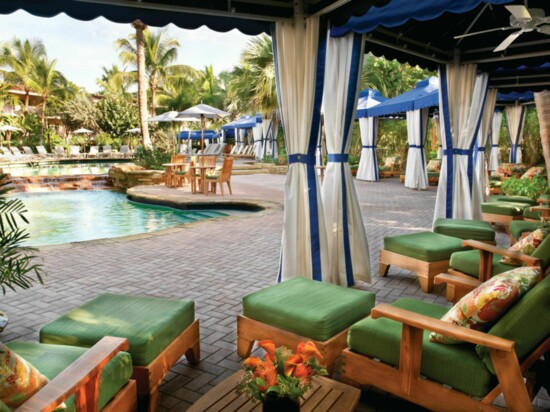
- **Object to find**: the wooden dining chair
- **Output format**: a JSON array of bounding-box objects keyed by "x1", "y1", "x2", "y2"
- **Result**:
[{"x1": 207, "y1": 157, "x2": 234, "y2": 196}]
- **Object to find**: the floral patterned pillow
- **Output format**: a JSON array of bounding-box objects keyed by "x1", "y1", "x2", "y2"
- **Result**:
[
  {"x1": 427, "y1": 159, "x2": 441, "y2": 172},
  {"x1": 0, "y1": 343, "x2": 49, "y2": 408},
  {"x1": 430, "y1": 266, "x2": 540, "y2": 344},
  {"x1": 384, "y1": 157, "x2": 397, "y2": 167},
  {"x1": 493, "y1": 163, "x2": 514, "y2": 177},
  {"x1": 520, "y1": 166, "x2": 545, "y2": 179},
  {"x1": 501, "y1": 228, "x2": 548, "y2": 265}
]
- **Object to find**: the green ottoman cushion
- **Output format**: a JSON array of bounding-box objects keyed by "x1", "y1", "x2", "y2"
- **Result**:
[
  {"x1": 433, "y1": 218, "x2": 495, "y2": 242},
  {"x1": 242, "y1": 277, "x2": 375, "y2": 342},
  {"x1": 481, "y1": 202, "x2": 531, "y2": 216},
  {"x1": 384, "y1": 232, "x2": 466, "y2": 262},
  {"x1": 509, "y1": 221, "x2": 538, "y2": 241},
  {"x1": 523, "y1": 208, "x2": 543, "y2": 220},
  {"x1": 379, "y1": 165, "x2": 391, "y2": 171},
  {"x1": 488, "y1": 195, "x2": 538, "y2": 206},
  {"x1": 348, "y1": 298, "x2": 495, "y2": 398},
  {"x1": 476, "y1": 275, "x2": 550, "y2": 374},
  {"x1": 532, "y1": 235, "x2": 550, "y2": 270},
  {"x1": 449, "y1": 250, "x2": 516, "y2": 278},
  {"x1": 40, "y1": 293, "x2": 195, "y2": 366},
  {"x1": 5, "y1": 341, "x2": 132, "y2": 411}
]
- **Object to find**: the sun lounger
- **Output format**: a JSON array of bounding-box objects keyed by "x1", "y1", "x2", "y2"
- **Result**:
[
  {"x1": 0, "y1": 147, "x2": 15, "y2": 161},
  {"x1": 22, "y1": 146, "x2": 38, "y2": 157},
  {"x1": 55, "y1": 145, "x2": 66, "y2": 158},
  {"x1": 101, "y1": 145, "x2": 112, "y2": 158},
  {"x1": 120, "y1": 145, "x2": 131, "y2": 158},
  {"x1": 68, "y1": 145, "x2": 83, "y2": 158},
  {"x1": 87, "y1": 145, "x2": 99, "y2": 158},
  {"x1": 9, "y1": 146, "x2": 34, "y2": 161},
  {"x1": 36, "y1": 145, "x2": 55, "y2": 158}
]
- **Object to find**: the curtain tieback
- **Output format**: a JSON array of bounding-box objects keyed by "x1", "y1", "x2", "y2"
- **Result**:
[
  {"x1": 476, "y1": 147, "x2": 486, "y2": 152},
  {"x1": 362, "y1": 145, "x2": 376, "y2": 149},
  {"x1": 288, "y1": 154, "x2": 316, "y2": 165},
  {"x1": 491, "y1": 144, "x2": 499, "y2": 148},
  {"x1": 443, "y1": 148, "x2": 471, "y2": 156},
  {"x1": 327, "y1": 154, "x2": 349, "y2": 163},
  {"x1": 409, "y1": 144, "x2": 424, "y2": 149}
]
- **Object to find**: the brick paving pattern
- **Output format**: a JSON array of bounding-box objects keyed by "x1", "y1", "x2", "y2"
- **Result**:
[{"x1": 1, "y1": 174, "x2": 547, "y2": 411}]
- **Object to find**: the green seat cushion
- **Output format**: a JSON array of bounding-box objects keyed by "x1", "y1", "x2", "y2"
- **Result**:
[
  {"x1": 427, "y1": 171, "x2": 440, "y2": 178},
  {"x1": 449, "y1": 250, "x2": 516, "y2": 278},
  {"x1": 40, "y1": 293, "x2": 194, "y2": 366},
  {"x1": 433, "y1": 218, "x2": 495, "y2": 241},
  {"x1": 481, "y1": 202, "x2": 531, "y2": 216},
  {"x1": 384, "y1": 232, "x2": 466, "y2": 262},
  {"x1": 379, "y1": 165, "x2": 391, "y2": 171},
  {"x1": 206, "y1": 173, "x2": 221, "y2": 179},
  {"x1": 348, "y1": 298, "x2": 495, "y2": 398},
  {"x1": 532, "y1": 235, "x2": 550, "y2": 270},
  {"x1": 488, "y1": 175, "x2": 502, "y2": 181},
  {"x1": 489, "y1": 181, "x2": 502, "y2": 188},
  {"x1": 174, "y1": 170, "x2": 188, "y2": 175},
  {"x1": 477, "y1": 275, "x2": 550, "y2": 374},
  {"x1": 242, "y1": 277, "x2": 375, "y2": 342},
  {"x1": 523, "y1": 209, "x2": 542, "y2": 220},
  {"x1": 488, "y1": 195, "x2": 538, "y2": 206},
  {"x1": 5, "y1": 341, "x2": 132, "y2": 411},
  {"x1": 509, "y1": 221, "x2": 538, "y2": 241}
]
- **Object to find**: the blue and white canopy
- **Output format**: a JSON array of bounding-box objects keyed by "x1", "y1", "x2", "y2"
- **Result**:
[
  {"x1": 220, "y1": 114, "x2": 262, "y2": 130},
  {"x1": 367, "y1": 77, "x2": 439, "y2": 118},
  {"x1": 178, "y1": 130, "x2": 219, "y2": 140},
  {"x1": 355, "y1": 89, "x2": 388, "y2": 118}
]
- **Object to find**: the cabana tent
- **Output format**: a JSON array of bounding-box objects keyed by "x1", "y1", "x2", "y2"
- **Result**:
[
  {"x1": 178, "y1": 130, "x2": 219, "y2": 140},
  {"x1": 221, "y1": 115, "x2": 259, "y2": 152},
  {"x1": 365, "y1": 77, "x2": 439, "y2": 190},
  {"x1": 355, "y1": 89, "x2": 388, "y2": 181}
]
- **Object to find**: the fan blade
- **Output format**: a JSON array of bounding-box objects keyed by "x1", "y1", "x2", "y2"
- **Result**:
[
  {"x1": 505, "y1": 5, "x2": 532, "y2": 21},
  {"x1": 494, "y1": 30, "x2": 523, "y2": 52},
  {"x1": 536, "y1": 25, "x2": 550, "y2": 35},
  {"x1": 454, "y1": 26, "x2": 512, "y2": 39}
]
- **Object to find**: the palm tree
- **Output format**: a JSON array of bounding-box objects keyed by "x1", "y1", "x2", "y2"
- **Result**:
[
  {"x1": 130, "y1": 20, "x2": 151, "y2": 148},
  {"x1": 26, "y1": 57, "x2": 67, "y2": 146},
  {"x1": 199, "y1": 65, "x2": 224, "y2": 108},
  {"x1": 157, "y1": 65, "x2": 201, "y2": 111},
  {"x1": 116, "y1": 27, "x2": 180, "y2": 115},
  {"x1": 97, "y1": 64, "x2": 134, "y2": 98},
  {"x1": 0, "y1": 38, "x2": 46, "y2": 114},
  {"x1": 227, "y1": 34, "x2": 277, "y2": 115},
  {"x1": 535, "y1": 91, "x2": 550, "y2": 184}
]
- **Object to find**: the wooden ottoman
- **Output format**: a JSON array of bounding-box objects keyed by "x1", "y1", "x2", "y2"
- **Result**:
[
  {"x1": 238, "y1": 277, "x2": 375, "y2": 375},
  {"x1": 380, "y1": 232, "x2": 468, "y2": 292},
  {"x1": 39, "y1": 294, "x2": 200, "y2": 412}
]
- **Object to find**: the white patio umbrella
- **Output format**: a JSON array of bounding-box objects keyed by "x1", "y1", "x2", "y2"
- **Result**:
[
  {"x1": 73, "y1": 128, "x2": 94, "y2": 134},
  {"x1": 148, "y1": 110, "x2": 199, "y2": 151},
  {"x1": 0, "y1": 125, "x2": 23, "y2": 147},
  {"x1": 125, "y1": 127, "x2": 141, "y2": 134},
  {"x1": 176, "y1": 104, "x2": 229, "y2": 163}
]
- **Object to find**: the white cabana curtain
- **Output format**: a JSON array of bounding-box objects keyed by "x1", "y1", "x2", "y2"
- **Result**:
[
  {"x1": 357, "y1": 116, "x2": 379, "y2": 181},
  {"x1": 321, "y1": 31, "x2": 370, "y2": 286},
  {"x1": 488, "y1": 111, "x2": 503, "y2": 171},
  {"x1": 253, "y1": 121, "x2": 263, "y2": 159},
  {"x1": 434, "y1": 64, "x2": 489, "y2": 221},
  {"x1": 473, "y1": 88, "x2": 497, "y2": 208},
  {"x1": 505, "y1": 105, "x2": 526, "y2": 164},
  {"x1": 432, "y1": 115, "x2": 443, "y2": 159},
  {"x1": 261, "y1": 113, "x2": 272, "y2": 158},
  {"x1": 274, "y1": 16, "x2": 329, "y2": 282},
  {"x1": 271, "y1": 118, "x2": 279, "y2": 159},
  {"x1": 404, "y1": 108, "x2": 429, "y2": 190}
]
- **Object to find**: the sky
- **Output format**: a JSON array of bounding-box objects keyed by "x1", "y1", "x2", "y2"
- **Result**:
[{"x1": 0, "y1": 10, "x2": 254, "y2": 93}]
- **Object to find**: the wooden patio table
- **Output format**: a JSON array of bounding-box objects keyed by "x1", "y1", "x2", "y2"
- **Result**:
[
  {"x1": 192, "y1": 164, "x2": 216, "y2": 195},
  {"x1": 187, "y1": 370, "x2": 360, "y2": 411},
  {"x1": 162, "y1": 162, "x2": 188, "y2": 188}
]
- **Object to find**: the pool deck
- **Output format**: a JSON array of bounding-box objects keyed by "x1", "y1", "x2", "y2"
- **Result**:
[{"x1": 0, "y1": 173, "x2": 548, "y2": 411}]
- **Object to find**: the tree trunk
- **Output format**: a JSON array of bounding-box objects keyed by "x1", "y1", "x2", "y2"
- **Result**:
[
  {"x1": 24, "y1": 90, "x2": 29, "y2": 114},
  {"x1": 535, "y1": 91, "x2": 550, "y2": 187},
  {"x1": 132, "y1": 20, "x2": 152, "y2": 148},
  {"x1": 150, "y1": 80, "x2": 157, "y2": 116},
  {"x1": 40, "y1": 99, "x2": 46, "y2": 147}
]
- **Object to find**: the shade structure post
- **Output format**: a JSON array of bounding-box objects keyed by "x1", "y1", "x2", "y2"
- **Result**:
[
  {"x1": 273, "y1": 16, "x2": 329, "y2": 282},
  {"x1": 473, "y1": 88, "x2": 497, "y2": 207},
  {"x1": 434, "y1": 64, "x2": 488, "y2": 222},
  {"x1": 404, "y1": 108, "x2": 429, "y2": 190},
  {"x1": 253, "y1": 116, "x2": 263, "y2": 160},
  {"x1": 488, "y1": 111, "x2": 503, "y2": 171},
  {"x1": 432, "y1": 114, "x2": 443, "y2": 159},
  {"x1": 505, "y1": 105, "x2": 526, "y2": 164},
  {"x1": 321, "y1": 31, "x2": 370, "y2": 286},
  {"x1": 534, "y1": 91, "x2": 550, "y2": 181},
  {"x1": 356, "y1": 117, "x2": 379, "y2": 181}
]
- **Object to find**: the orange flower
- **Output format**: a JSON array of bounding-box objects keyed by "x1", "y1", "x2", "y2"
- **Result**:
[
  {"x1": 254, "y1": 356, "x2": 278, "y2": 392},
  {"x1": 258, "y1": 340, "x2": 277, "y2": 362},
  {"x1": 243, "y1": 356, "x2": 263, "y2": 369},
  {"x1": 284, "y1": 354, "x2": 304, "y2": 376},
  {"x1": 293, "y1": 363, "x2": 312, "y2": 382},
  {"x1": 297, "y1": 341, "x2": 324, "y2": 362}
]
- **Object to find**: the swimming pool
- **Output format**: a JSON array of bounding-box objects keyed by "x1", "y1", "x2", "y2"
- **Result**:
[
  {"x1": 4, "y1": 161, "x2": 129, "y2": 177},
  {"x1": 13, "y1": 190, "x2": 231, "y2": 247}
]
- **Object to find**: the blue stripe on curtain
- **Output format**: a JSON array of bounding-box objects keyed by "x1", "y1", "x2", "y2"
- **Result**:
[
  {"x1": 439, "y1": 65, "x2": 454, "y2": 218},
  {"x1": 373, "y1": 120, "x2": 379, "y2": 180},
  {"x1": 469, "y1": 86, "x2": 488, "y2": 192},
  {"x1": 508, "y1": 106, "x2": 525, "y2": 163},
  {"x1": 305, "y1": 20, "x2": 328, "y2": 281}
]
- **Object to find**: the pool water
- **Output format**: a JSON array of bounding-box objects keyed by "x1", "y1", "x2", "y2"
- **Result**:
[
  {"x1": 5, "y1": 162, "x2": 125, "y2": 177},
  {"x1": 13, "y1": 190, "x2": 230, "y2": 247}
]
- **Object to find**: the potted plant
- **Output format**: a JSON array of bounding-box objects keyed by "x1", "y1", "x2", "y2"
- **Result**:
[{"x1": 236, "y1": 340, "x2": 327, "y2": 411}]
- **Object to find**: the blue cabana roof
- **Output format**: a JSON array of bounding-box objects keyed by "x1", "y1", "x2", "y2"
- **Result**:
[
  {"x1": 497, "y1": 91, "x2": 534, "y2": 102},
  {"x1": 221, "y1": 114, "x2": 261, "y2": 130},
  {"x1": 331, "y1": 0, "x2": 510, "y2": 37},
  {"x1": 355, "y1": 89, "x2": 388, "y2": 118},
  {"x1": 178, "y1": 130, "x2": 219, "y2": 140},
  {"x1": 366, "y1": 77, "x2": 439, "y2": 118}
]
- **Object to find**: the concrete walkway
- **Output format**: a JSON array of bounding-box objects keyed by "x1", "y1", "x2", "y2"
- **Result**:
[{"x1": 1, "y1": 174, "x2": 546, "y2": 411}]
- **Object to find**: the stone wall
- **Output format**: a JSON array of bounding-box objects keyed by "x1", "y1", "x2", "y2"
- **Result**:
[{"x1": 108, "y1": 163, "x2": 165, "y2": 189}]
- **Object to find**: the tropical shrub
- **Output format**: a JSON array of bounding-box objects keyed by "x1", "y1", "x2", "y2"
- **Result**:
[
  {"x1": 96, "y1": 96, "x2": 138, "y2": 137},
  {"x1": 133, "y1": 145, "x2": 171, "y2": 170},
  {"x1": 501, "y1": 175, "x2": 548, "y2": 199}
]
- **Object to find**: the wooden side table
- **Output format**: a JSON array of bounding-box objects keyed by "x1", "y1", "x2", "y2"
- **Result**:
[{"x1": 187, "y1": 371, "x2": 360, "y2": 411}]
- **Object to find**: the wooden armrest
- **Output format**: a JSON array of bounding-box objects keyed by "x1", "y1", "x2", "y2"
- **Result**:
[
  {"x1": 16, "y1": 336, "x2": 129, "y2": 412},
  {"x1": 462, "y1": 239, "x2": 541, "y2": 266},
  {"x1": 371, "y1": 304, "x2": 514, "y2": 352},
  {"x1": 537, "y1": 198, "x2": 549, "y2": 205},
  {"x1": 434, "y1": 273, "x2": 481, "y2": 288}
]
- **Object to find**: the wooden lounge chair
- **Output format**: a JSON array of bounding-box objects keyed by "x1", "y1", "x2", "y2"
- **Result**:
[
  {"x1": 341, "y1": 276, "x2": 550, "y2": 412},
  {"x1": 436, "y1": 235, "x2": 550, "y2": 303},
  {"x1": 206, "y1": 156, "x2": 233, "y2": 196},
  {"x1": 7, "y1": 336, "x2": 136, "y2": 412},
  {"x1": 379, "y1": 156, "x2": 401, "y2": 178}
]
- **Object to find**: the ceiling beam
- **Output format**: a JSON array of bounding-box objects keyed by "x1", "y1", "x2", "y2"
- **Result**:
[
  {"x1": 491, "y1": 73, "x2": 550, "y2": 81},
  {"x1": 365, "y1": 36, "x2": 448, "y2": 65},
  {"x1": 489, "y1": 81, "x2": 550, "y2": 88},
  {"x1": 464, "y1": 50, "x2": 550, "y2": 64},
  {"x1": 73, "y1": 0, "x2": 292, "y2": 22},
  {"x1": 311, "y1": 0, "x2": 351, "y2": 16}
]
